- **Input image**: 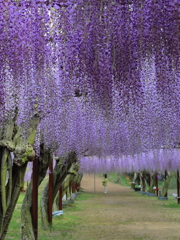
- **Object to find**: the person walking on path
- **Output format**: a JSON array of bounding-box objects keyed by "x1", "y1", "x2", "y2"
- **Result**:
[{"x1": 102, "y1": 174, "x2": 108, "y2": 193}]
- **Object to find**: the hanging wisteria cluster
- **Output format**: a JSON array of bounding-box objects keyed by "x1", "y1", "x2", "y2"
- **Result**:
[
  {"x1": 1, "y1": 0, "x2": 180, "y2": 173},
  {"x1": 80, "y1": 148, "x2": 180, "y2": 174}
]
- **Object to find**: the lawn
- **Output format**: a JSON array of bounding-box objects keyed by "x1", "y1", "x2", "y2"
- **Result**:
[{"x1": 5, "y1": 176, "x2": 94, "y2": 240}]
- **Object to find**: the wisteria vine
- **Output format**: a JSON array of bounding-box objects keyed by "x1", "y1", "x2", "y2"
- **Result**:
[{"x1": 1, "y1": 0, "x2": 180, "y2": 173}]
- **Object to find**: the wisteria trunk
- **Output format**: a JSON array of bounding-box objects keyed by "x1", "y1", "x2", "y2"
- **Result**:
[
  {"x1": 0, "y1": 115, "x2": 38, "y2": 239},
  {"x1": 55, "y1": 169, "x2": 81, "y2": 209},
  {"x1": 0, "y1": 160, "x2": 27, "y2": 240},
  {"x1": 147, "y1": 173, "x2": 157, "y2": 194},
  {"x1": 21, "y1": 181, "x2": 35, "y2": 240}
]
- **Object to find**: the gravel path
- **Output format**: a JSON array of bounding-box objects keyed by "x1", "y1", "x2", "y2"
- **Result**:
[{"x1": 70, "y1": 174, "x2": 180, "y2": 240}]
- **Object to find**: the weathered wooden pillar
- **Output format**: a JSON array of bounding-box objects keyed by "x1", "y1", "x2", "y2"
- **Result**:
[
  {"x1": 32, "y1": 156, "x2": 39, "y2": 240},
  {"x1": 74, "y1": 181, "x2": 76, "y2": 193},
  {"x1": 155, "y1": 172, "x2": 158, "y2": 197},
  {"x1": 72, "y1": 181, "x2": 76, "y2": 193},
  {"x1": 177, "y1": 170, "x2": 180, "y2": 204},
  {"x1": 164, "y1": 170, "x2": 168, "y2": 198},
  {"x1": 142, "y1": 171, "x2": 145, "y2": 192},
  {"x1": 149, "y1": 173, "x2": 151, "y2": 186},
  {"x1": 59, "y1": 186, "x2": 63, "y2": 210},
  {"x1": 48, "y1": 158, "x2": 53, "y2": 225}
]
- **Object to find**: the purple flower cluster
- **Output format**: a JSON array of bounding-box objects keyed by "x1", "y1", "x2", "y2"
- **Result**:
[
  {"x1": 1, "y1": 1, "x2": 180, "y2": 173},
  {"x1": 80, "y1": 148, "x2": 180, "y2": 174}
]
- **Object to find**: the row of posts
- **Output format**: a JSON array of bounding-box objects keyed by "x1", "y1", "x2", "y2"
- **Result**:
[
  {"x1": 139, "y1": 170, "x2": 180, "y2": 203},
  {"x1": 32, "y1": 163, "x2": 180, "y2": 239},
  {"x1": 32, "y1": 157, "x2": 80, "y2": 240}
]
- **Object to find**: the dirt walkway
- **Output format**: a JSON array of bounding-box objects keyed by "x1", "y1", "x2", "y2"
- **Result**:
[{"x1": 69, "y1": 174, "x2": 180, "y2": 240}]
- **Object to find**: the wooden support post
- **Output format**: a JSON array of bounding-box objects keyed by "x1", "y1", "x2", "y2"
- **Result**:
[
  {"x1": 155, "y1": 172, "x2": 158, "y2": 197},
  {"x1": 72, "y1": 181, "x2": 76, "y2": 193},
  {"x1": 32, "y1": 156, "x2": 39, "y2": 240},
  {"x1": 164, "y1": 170, "x2": 168, "y2": 198},
  {"x1": 74, "y1": 182, "x2": 76, "y2": 193},
  {"x1": 74, "y1": 181, "x2": 76, "y2": 193},
  {"x1": 142, "y1": 171, "x2": 145, "y2": 192},
  {"x1": 48, "y1": 158, "x2": 53, "y2": 225},
  {"x1": 59, "y1": 186, "x2": 63, "y2": 210},
  {"x1": 71, "y1": 181, "x2": 74, "y2": 193},
  {"x1": 148, "y1": 173, "x2": 151, "y2": 186},
  {"x1": 177, "y1": 170, "x2": 180, "y2": 204}
]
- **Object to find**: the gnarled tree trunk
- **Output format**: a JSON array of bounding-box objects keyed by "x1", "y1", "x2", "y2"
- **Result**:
[
  {"x1": 55, "y1": 167, "x2": 82, "y2": 210},
  {"x1": 0, "y1": 115, "x2": 38, "y2": 240}
]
